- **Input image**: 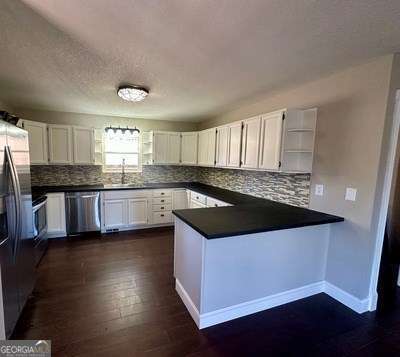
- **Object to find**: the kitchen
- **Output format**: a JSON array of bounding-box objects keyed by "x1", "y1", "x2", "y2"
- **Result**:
[{"x1": 1, "y1": 0, "x2": 400, "y2": 355}]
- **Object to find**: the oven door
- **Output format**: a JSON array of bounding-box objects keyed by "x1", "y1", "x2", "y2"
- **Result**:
[
  {"x1": 32, "y1": 197, "x2": 48, "y2": 265},
  {"x1": 33, "y1": 198, "x2": 47, "y2": 243}
]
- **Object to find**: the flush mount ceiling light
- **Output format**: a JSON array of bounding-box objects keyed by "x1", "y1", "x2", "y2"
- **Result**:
[{"x1": 117, "y1": 85, "x2": 149, "y2": 102}]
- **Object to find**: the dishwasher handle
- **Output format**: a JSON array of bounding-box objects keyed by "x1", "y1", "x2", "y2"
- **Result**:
[{"x1": 66, "y1": 194, "x2": 99, "y2": 199}]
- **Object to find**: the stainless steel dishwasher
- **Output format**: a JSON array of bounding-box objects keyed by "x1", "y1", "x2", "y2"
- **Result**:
[{"x1": 65, "y1": 192, "x2": 101, "y2": 235}]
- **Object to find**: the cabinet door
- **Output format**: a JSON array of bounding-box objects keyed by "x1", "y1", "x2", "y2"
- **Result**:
[
  {"x1": 48, "y1": 125, "x2": 73, "y2": 164},
  {"x1": 198, "y1": 128, "x2": 216, "y2": 166},
  {"x1": 172, "y1": 189, "x2": 188, "y2": 210},
  {"x1": 181, "y1": 132, "x2": 198, "y2": 165},
  {"x1": 241, "y1": 116, "x2": 261, "y2": 169},
  {"x1": 215, "y1": 126, "x2": 228, "y2": 167},
  {"x1": 197, "y1": 130, "x2": 208, "y2": 166},
  {"x1": 168, "y1": 133, "x2": 181, "y2": 164},
  {"x1": 73, "y1": 126, "x2": 95, "y2": 164},
  {"x1": 127, "y1": 199, "x2": 148, "y2": 226},
  {"x1": 206, "y1": 129, "x2": 216, "y2": 166},
  {"x1": 19, "y1": 119, "x2": 48, "y2": 164},
  {"x1": 259, "y1": 111, "x2": 284, "y2": 170},
  {"x1": 153, "y1": 132, "x2": 169, "y2": 164},
  {"x1": 226, "y1": 122, "x2": 242, "y2": 167},
  {"x1": 46, "y1": 193, "x2": 66, "y2": 237},
  {"x1": 190, "y1": 200, "x2": 206, "y2": 209},
  {"x1": 103, "y1": 199, "x2": 127, "y2": 229}
]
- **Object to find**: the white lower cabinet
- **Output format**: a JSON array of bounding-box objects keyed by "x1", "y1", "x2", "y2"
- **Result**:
[
  {"x1": 100, "y1": 188, "x2": 232, "y2": 233},
  {"x1": 206, "y1": 196, "x2": 231, "y2": 208},
  {"x1": 127, "y1": 199, "x2": 148, "y2": 225},
  {"x1": 46, "y1": 193, "x2": 66, "y2": 238},
  {"x1": 172, "y1": 189, "x2": 189, "y2": 210},
  {"x1": 190, "y1": 200, "x2": 207, "y2": 209},
  {"x1": 103, "y1": 199, "x2": 127, "y2": 230}
]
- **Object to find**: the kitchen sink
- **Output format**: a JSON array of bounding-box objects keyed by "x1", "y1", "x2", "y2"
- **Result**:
[{"x1": 103, "y1": 184, "x2": 144, "y2": 188}]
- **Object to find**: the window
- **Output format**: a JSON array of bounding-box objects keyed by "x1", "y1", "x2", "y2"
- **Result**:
[{"x1": 104, "y1": 129, "x2": 141, "y2": 172}]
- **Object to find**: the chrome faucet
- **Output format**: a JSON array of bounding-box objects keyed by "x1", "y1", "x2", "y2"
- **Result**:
[{"x1": 121, "y1": 158, "x2": 126, "y2": 185}]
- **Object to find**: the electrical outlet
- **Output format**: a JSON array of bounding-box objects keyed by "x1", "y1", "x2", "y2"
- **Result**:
[
  {"x1": 315, "y1": 184, "x2": 324, "y2": 196},
  {"x1": 345, "y1": 188, "x2": 357, "y2": 201}
]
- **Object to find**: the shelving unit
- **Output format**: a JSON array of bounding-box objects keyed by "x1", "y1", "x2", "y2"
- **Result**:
[
  {"x1": 141, "y1": 131, "x2": 153, "y2": 165},
  {"x1": 94, "y1": 129, "x2": 103, "y2": 165},
  {"x1": 280, "y1": 109, "x2": 317, "y2": 173}
]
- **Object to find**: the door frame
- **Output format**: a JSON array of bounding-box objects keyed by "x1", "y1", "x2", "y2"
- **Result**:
[{"x1": 369, "y1": 89, "x2": 400, "y2": 310}]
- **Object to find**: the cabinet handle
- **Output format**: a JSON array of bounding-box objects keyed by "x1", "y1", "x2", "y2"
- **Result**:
[
  {"x1": 161, "y1": 206, "x2": 164, "y2": 209},
  {"x1": 161, "y1": 199, "x2": 165, "y2": 203},
  {"x1": 160, "y1": 214, "x2": 164, "y2": 217},
  {"x1": 161, "y1": 192, "x2": 165, "y2": 195}
]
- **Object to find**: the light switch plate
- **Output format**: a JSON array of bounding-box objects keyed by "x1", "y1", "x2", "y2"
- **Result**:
[
  {"x1": 345, "y1": 188, "x2": 357, "y2": 201},
  {"x1": 315, "y1": 184, "x2": 324, "y2": 196}
]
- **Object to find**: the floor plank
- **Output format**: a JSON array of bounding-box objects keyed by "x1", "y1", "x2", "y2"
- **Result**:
[{"x1": 12, "y1": 227, "x2": 400, "y2": 356}]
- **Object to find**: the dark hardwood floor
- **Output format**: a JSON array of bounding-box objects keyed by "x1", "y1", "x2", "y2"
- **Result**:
[{"x1": 12, "y1": 228, "x2": 400, "y2": 356}]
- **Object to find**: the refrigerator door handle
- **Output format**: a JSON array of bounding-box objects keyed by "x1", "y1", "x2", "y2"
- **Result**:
[{"x1": 5, "y1": 146, "x2": 21, "y2": 262}]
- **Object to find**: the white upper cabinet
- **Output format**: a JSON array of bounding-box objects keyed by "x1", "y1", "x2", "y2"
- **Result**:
[
  {"x1": 153, "y1": 132, "x2": 181, "y2": 164},
  {"x1": 280, "y1": 108, "x2": 317, "y2": 173},
  {"x1": 241, "y1": 116, "x2": 261, "y2": 169},
  {"x1": 198, "y1": 128, "x2": 216, "y2": 166},
  {"x1": 181, "y1": 132, "x2": 198, "y2": 165},
  {"x1": 153, "y1": 132, "x2": 169, "y2": 164},
  {"x1": 226, "y1": 122, "x2": 242, "y2": 168},
  {"x1": 168, "y1": 132, "x2": 181, "y2": 164},
  {"x1": 73, "y1": 126, "x2": 95, "y2": 164},
  {"x1": 48, "y1": 124, "x2": 73, "y2": 164},
  {"x1": 258, "y1": 110, "x2": 284, "y2": 171},
  {"x1": 18, "y1": 119, "x2": 48, "y2": 165},
  {"x1": 215, "y1": 126, "x2": 228, "y2": 167}
]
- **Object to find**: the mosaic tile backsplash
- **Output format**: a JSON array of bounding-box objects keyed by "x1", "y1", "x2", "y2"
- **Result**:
[
  {"x1": 31, "y1": 165, "x2": 310, "y2": 207},
  {"x1": 197, "y1": 168, "x2": 310, "y2": 207}
]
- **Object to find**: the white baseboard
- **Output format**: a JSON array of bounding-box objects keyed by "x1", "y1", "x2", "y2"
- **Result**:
[
  {"x1": 199, "y1": 281, "x2": 325, "y2": 329},
  {"x1": 324, "y1": 281, "x2": 370, "y2": 313},
  {"x1": 175, "y1": 280, "x2": 200, "y2": 326},
  {"x1": 176, "y1": 279, "x2": 325, "y2": 329},
  {"x1": 176, "y1": 279, "x2": 371, "y2": 329}
]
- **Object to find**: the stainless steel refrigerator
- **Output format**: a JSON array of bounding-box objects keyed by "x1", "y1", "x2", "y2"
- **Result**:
[{"x1": 0, "y1": 121, "x2": 35, "y2": 339}]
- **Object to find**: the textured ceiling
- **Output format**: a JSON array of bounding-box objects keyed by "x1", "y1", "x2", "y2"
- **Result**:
[{"x1": 0, "y1": 0, "x2": 399, "y2": 122}]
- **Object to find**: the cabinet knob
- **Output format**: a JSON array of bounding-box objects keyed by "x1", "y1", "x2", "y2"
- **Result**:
[
  {"x1": 161, "y1": 192, "x2": 165, "y2": 195},
  {"x1": 161, "y1": 200, "x2": 165, "y2": 203},
  {"x1": 161, "y1": 206, "x2": 164, "y2": 209}
]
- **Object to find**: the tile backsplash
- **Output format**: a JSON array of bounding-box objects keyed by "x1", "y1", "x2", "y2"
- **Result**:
[
  {"x1": 30, "y1": 165, "x2": 198, "y2": 186},
  {"x1": 31, "y1": 165, "x2": 310, "y2": 207},
  {"x1": 197, "y1": 167, "x2": 310, "y2": 207}
]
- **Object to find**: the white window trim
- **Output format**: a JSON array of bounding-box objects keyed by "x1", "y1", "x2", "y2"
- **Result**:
[{"x1": 102, "y1": 132, "x2": 142, "y2": 173}]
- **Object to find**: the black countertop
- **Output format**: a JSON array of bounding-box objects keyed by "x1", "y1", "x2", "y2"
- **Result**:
[{"x1": 32, "y1": 182, "x2": 344, "y2": 239}]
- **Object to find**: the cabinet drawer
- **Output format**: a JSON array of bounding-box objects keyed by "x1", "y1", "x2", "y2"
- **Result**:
[
  {"x1": 190, "y1": 191, "x2": 206, "y2": 205},
  {"x1": 206, "y1": 197, "x2": 231, "y2": 208},
  {"x1": 152, "y1": 189, "x2": 172, "y2": 198},
  {"x1": 152, "y1": 197, "x2": 172, "y2": 205},
  {"x1": 152, "y1": 211, "x2": 172, "y2": 224},
  {"x1": 152, "y1": 203, "x2": 172, "y2": 212},
  {"x1": 103, "y1": 190, "x2": 149, "y2": 200}
]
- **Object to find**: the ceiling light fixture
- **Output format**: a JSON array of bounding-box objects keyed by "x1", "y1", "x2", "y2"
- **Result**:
[{"x1": 117, "y1": 85, "x2": 149, "y2": 102}]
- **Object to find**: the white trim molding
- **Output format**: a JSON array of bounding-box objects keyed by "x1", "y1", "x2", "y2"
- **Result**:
[
  {"x1": 176, "y1": 279, "x2": 370, "y2": 329},
  {"x1": 324, "y1": 282, "x2": 370, "y2": 314},
  {"x1": 175, "y1": 280, "x2": 200, "y2": 326}
]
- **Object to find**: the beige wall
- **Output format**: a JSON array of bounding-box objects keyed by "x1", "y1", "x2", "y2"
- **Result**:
[
  {"x1": 200, "y1": 55, "x2": 395, "y2": 299},
  {"x1": 12, "y1": 108, "x2": 199, "y2": 132},
  {"x1": 0, "y1": 100, "x2": 13, "y2": 113}
]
